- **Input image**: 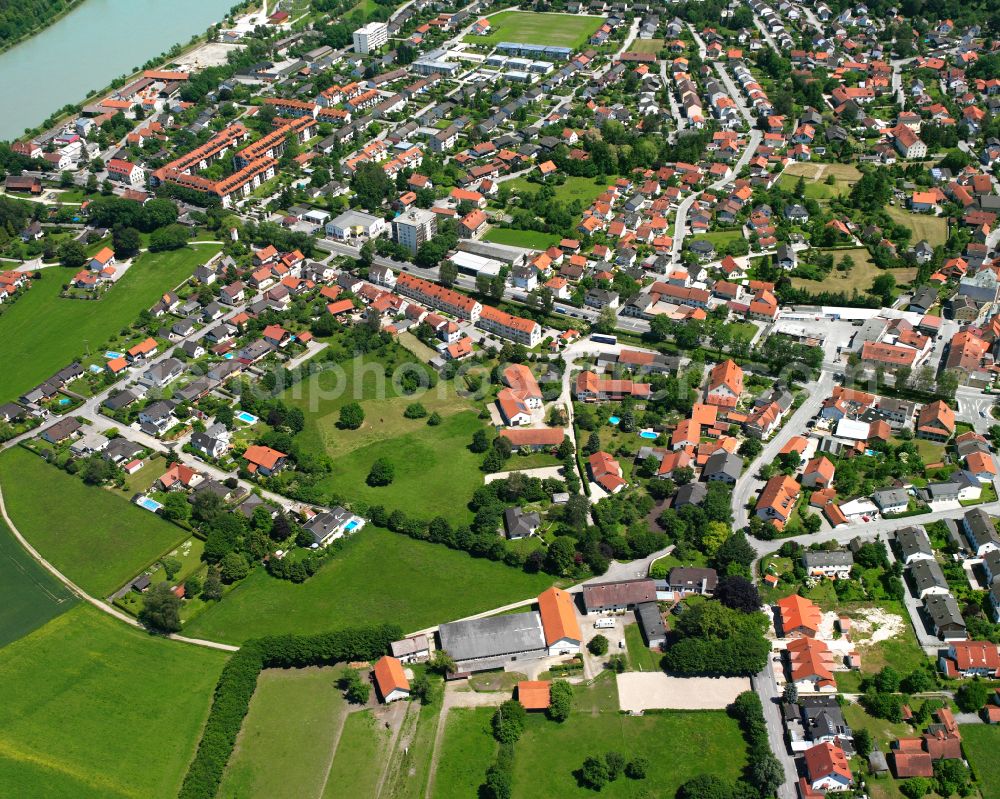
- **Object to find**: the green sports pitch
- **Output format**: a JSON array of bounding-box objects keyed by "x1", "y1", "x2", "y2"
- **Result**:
[{"x1": 465, "y1": 11, "x2": 604, "y2": 49}]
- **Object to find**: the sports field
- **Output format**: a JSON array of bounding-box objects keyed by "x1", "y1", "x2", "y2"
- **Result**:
[
  {"x1": 0, "y1": 606, "x2": 227, "y2": 798},
  {"x1": 466, "y1": 11, "x2": 604, "y2": 49},
  {"x1": 284, "y1": 354, "x2": 488, "y2": 524},
  {"x1": 0, "y1": 448, "x2": 189, "y2": 597},
  {"x1": 0, "y1": 244, "x2": 220, "y2": 403},
  {"x1": 0, "y1": 516, "x2": 75, "y2": 648},
  {"x1": 219, "y1": 667, "x2": 347, "y2": 799},
  {"x1": 184, "y1": 525, "x2": 555, "y2": 644}
]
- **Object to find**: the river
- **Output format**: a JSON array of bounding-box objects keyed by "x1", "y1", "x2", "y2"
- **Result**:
[{"x1": 0, "y1": 0, "x2": 240, "y2": 142}]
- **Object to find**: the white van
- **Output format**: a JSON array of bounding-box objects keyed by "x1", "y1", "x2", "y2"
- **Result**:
[{"x1": 593, "y1": 619, "x2": 615, "y2": 629}]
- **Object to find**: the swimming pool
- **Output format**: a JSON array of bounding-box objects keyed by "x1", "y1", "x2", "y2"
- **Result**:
[
  {"x1": 88, "y1": 365, "x2": 102, "y2": 374},
  {"x1": 344, "y1": 519, "x2": 360, "y2": 532},
  {"x1": 223, "y1": 353, "x2": 234, "y2": 360},
  {"x1": 58, "y1": 397, "x2": 71, "y2": 406},
  {"x1": 236, "y1": 411, "x2": 258, "y2": 424},
  {"x1": 135, "y1": 496, "x2": 163, "y2": 513},
  {"x1": 639, "y1": 430, "x2": 658, "y2": 440},
  {"x1": 608, "y1": 416, "x2": 621, "y2": 425},
  {"x1": 105, "y1": 351, "x2": 123, "y2": 359}
]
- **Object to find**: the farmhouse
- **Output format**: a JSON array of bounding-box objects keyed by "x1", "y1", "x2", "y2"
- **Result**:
[
  {"x1": 582, "y1": 578, "x2": 656, "y2": 613},
  {"x1": 537, "y1": 586, "x2": 582, "y2": 656}
]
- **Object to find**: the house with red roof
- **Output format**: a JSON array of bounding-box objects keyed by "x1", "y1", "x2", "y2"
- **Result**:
[
  {"x1": 242, "y1": 445, "x2": 287, "y2": 476},
  {"x1": 589, "y1": 451, "x2": 627, "y2": 494},
  {"x1": 373, "y1": 656, "x2": 410, "y2": 703}
]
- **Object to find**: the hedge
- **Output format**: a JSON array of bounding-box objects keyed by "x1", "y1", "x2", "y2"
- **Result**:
[{"x1": 178, "y1": 623, "x2": 402, "y2": 799}]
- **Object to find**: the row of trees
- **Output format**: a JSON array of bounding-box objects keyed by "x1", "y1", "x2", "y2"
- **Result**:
[{"x1": 179, "y1": 624, "x2": 402, "y2": 799}]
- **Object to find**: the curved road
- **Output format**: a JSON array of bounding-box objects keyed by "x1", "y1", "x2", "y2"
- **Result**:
[{"x1": 0, "y1": 482, "x2": 237, "y2": 652}]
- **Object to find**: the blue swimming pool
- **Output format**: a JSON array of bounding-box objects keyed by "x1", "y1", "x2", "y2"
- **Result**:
[
  {"x1": 136, "y1": 496, "x2": 163, "y2": 513},
  {"x1": 639, "y1": 430, "x2": 658, "y2": 440},
  {"x1": 236, "y1": 411, "x2": 258, "y2": 424},
  {"x1": 58, "y1": 397, "x2": 71, "y2": 406},
  {"x1": 223, "y1": 352, "x2": 234, "y2": 360},
  {"x1": 608, "y1": 416, "x2": 621, "y2": 425},
  {"x1": 105, "y1": 351, "x2": 123, "y2": 359},
  {"x1": 344, "y1": 519, "x2": 360, "y2": 532}
]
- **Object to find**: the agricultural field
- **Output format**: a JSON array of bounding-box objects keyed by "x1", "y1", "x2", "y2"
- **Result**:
[
  {"x1": 483, "y1": 227, "x2": 561, "y2": 250},
  {"x1": 0, "y1": 244, "x2": 220, "y2": 403},
  {"x1": 466, "y1": 11, "x2": 604, "y2": 49},
  {"x1": 219, "y1": 667, "x2": 347, "y2": 799},
  {"x1": 886, "y1": 205, "x2": 949, "y2": 247},
  {"x1": 511, "y1": 708, "x2": 747, "y2": 798},
  {"x1": 432, "y1": 708, "x2": 498, "y2": 799},
  {"x1": 0, "y1": 448, "x2": 189, "y2": 597},
  {"x1": 323, "y1": 710, "x2": 390, "y2": 798},
  {"x1": 791, "y1": 248, "x2": 916, "y2": 294},
  {"x1": 284, "y1": 353, "x2": 489, "y2": 524},
  {"x1": 184, "y1": 525, "x2": 555, "y2": 645},
  {"x1": 961, "y1": 725, "x2": 1000, "y2": 799},
  {"x1": 0, "y1": 606, "x2": 227, "y2": 798},
  {"x1": 507, "y1": 175, "x2": 609, "y2": 207},
  {"x1": 0, "y1": 517, "x2": 76, "y2": 648}
]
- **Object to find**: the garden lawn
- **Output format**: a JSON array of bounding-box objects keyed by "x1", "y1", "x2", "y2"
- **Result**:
[
  {"x1": 512, "y1": 709, "x2": 747, "y2": 798},
  {"x1": 692, "y1": 229, "x2": 743, "y2": 248},
  {"x1": 624, "y1": 623, "x2": 660, "y2": 671},
  {"x1": 432, "y1": 708, "x2": 498, "y2": 799},
  {"x1": 0, "y1": 605, "x2": 227, "y2": 799},
  {"x1": 507, "y1": 175, "x2": 610, "y2": 207},
  {"x1": 960, "y1": 724, "x2": 1000, "y2": 799},
  {"x1": 0, "y1": 517, "x2": 76, "y2": 648},
  {"x1": 885, "y1": 206, "x2": 948, "y2": 247},
  {"x1": 284, "y1": 356, "x2": 488, "y2": 524},
  {"x1": 483, "y1": 228, "x2": 561, "y2": 250},
  {"x1": 627, "y1": 38, "x2": 663, "y2": 53},
  {"x1": 466, "y1": 11, "x2": 603, "y2": 48},
  {"x1": 791, "y1": 248, "x2": 916, "y2": 293},
  {"x1": 0, "y1": 244, "x2": 220, "y2": 403},
  {"x1": 322, "y1": 710, "x2": 389, "y2": 798},
  {"x1": 183, "y1": 526, "x2": 555, "y2": 645},
  {"x1": 219, "y1": 667, "x2": 346, "y2": 799},
  {"x1": 776, "y1": 173, "x2": 848, "y2": 200},
  {"x1": 0, "y1": 448, "x2": 189, "y2": 596}
]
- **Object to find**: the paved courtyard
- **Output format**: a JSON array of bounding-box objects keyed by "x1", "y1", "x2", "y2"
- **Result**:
[{"x1": 616, "y1": 673, "x2": 751, "y2": 712}]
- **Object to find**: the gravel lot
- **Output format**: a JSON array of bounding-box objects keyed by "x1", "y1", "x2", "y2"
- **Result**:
[{"x1": 616, "y1": 673, "x2": 751, "y2": 712}]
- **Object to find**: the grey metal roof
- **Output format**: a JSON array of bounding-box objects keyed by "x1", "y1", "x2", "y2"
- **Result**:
[
  {"x1": 635, "y1": 602, "x2": 667, "y2": 643},
  {"x1": 438, "y1": 611, "x2": 546, "y2": 662}
]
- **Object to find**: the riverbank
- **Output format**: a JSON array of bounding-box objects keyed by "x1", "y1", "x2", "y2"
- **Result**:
[
  {"x1": 0, "y1": 0, "x2": 261, "y2": 142},
  {"x1": 0, "y1": 0, "x2": 88, "y2": 57}
]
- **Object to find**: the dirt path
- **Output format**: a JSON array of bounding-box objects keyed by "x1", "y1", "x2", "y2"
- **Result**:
[
  {"x1": 373, "y1": 702, "x2": 410, "y2": 798},
  {"x1": 315, "y1": 704, "x2": 353, "y2": 799},
  {"x1": 0, "y1": 481, "x2": 237, "y2": 652},
  {"x1": 423, "y1": 684, "x2": 507, "y2": 798}
]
